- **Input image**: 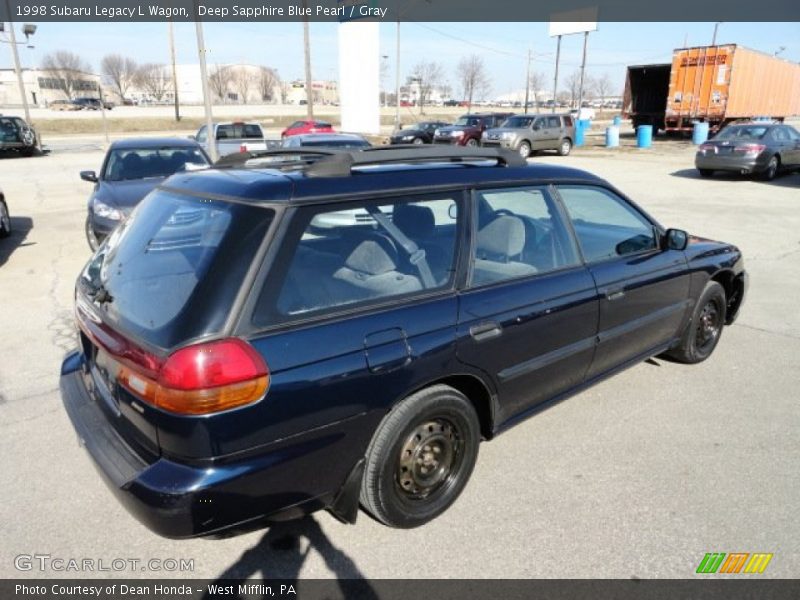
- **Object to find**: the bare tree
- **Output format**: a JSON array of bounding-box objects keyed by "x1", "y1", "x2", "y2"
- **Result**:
[
  {"x1": 232, "y1": 67, "x2": 256, "y2": 104},
  {"x1": 594, "y1": 73, "x2": 613, "y2": 106},
  {"x1": 101, "y1": 54, "x2": 138, "y2": 103},
  {"x1": 410, "y1": 61, "x2": 444, "y2": 113},
  {"x1": 208, "y1": 65, "x2": 233, "y2": 102},
  {"x1": 279, "y1": 80, "x2": 291, "y2": 104},
  {"x1": 257, "y1": 67, "x2": 278, "y2": 102},
  {"x1": 40, "y1": 51, "x2": 91, "y2": 99},
  {"x1": 526, "y1": 71, "x2": 545, "y2": 110},
  {"x1": 456, "y1": 55, "x2": 491, "y2": 110},
  {"x1": 135, "y1": 64, "x2": 171, "y2": 102}
]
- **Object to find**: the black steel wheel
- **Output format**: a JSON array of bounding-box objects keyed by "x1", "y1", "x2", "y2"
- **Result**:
[
  {"x1": 360, "y1": 384, "x2": 480, "y2": 528},
  {"x1": 665, "y1": 281, "x2": 726, "y2": 364}
]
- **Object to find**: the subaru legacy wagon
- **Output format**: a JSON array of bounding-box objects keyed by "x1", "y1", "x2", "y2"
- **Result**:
[{"x1": 60, "y1": 146, "x2": 747, "y2": 538}]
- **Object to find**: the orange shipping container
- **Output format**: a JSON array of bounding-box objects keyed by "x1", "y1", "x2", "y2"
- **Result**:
[{"x1": 665, "y1": 45, "x2": 800, "y2": 130}]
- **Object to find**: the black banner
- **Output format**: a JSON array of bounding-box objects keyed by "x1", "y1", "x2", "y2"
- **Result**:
[
  {"x1": 4, "y1": 579, "x2": 800, "y2": 600},
  {"x1": 0, "y1": 0, "x2": 799, "y2": 22}
]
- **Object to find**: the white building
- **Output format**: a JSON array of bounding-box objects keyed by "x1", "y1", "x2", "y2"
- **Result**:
[{"x1": 0, "y1": 68, "x2": 101, "y2": 107}]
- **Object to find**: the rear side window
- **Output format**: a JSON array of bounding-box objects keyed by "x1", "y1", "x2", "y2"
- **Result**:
[
  {"x1": 547, "y1": 116, "x2": 562, "y2": 128},
  {"x1": 253, "y1": 194, "x2": 462, "y2": 327},
  {"x1": 216, "y1": 124, "x2": 263, "y2": 139},
  {"x1": 79, "y1": 192, "x2": 273, "y2": 348},
  {"x1": 557, "y1": 186, "x2": 657, "y2": 263}
]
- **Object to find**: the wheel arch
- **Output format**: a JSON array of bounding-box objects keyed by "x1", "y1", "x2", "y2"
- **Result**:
[{"x1": 710, "y1": 268, "x2": 744, "y2": 324}]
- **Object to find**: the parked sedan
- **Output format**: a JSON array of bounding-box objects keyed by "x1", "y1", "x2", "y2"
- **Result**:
[
  {"x1": 695, "y1": 122, "x2": 800, "y2": 180},
  {"x1": 81, "y1": 138, "x2": 210, "y2": 250},
  {"x1": 73, "y1": 97, "x2": 113, "y2": 111},
  {"x1": 281, "y1": 120, "x2": 335, "y2": 139},
  {"x1": 389, "y1": 121, "x2": 450, "y2": 145},
  {"x1": 0, "y1": 186, "x2": 11, "y2": 238}
]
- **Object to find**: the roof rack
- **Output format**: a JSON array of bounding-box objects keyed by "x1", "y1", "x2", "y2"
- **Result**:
[
  {"x1": 214, "y1": 148, "x2": 344, "y2": 169},
  {"x1": 305, "y1": 145, "x2": 527, "y2": 178}
]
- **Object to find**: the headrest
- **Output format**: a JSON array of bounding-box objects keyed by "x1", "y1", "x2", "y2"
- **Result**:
[
  {"x1": 345, "y1": 240, "x2": 397, "y2": 275},
  {"x1": 393, "y1": 204, "x2": 435, "y2": 239},
  {"x1": 477, "y1": 215, "x2": 525, "y2": 258}
]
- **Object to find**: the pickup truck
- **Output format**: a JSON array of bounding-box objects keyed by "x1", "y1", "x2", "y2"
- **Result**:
[{"x1": 193, "y1": 121, "x2": 271, "y2": 158}]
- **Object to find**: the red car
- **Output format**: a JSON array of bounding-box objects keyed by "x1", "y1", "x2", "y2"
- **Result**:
[{"x1": 281, "y1": 120, "x2": 335, "y2": 139}]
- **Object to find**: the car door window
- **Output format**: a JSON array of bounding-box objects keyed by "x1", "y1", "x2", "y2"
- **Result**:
[
  {"x1": 557, "y1": 185, "x2": 658, "y2": 263},
  {"x1": 252, "y1": 194, "x2": 462, "y2": 327},
  {"x1": 470, "y1": 187, "x2": 580, "y2": 286},
  {"x1": 784, "y1": 127, "x2": 800, "y2": 141}
]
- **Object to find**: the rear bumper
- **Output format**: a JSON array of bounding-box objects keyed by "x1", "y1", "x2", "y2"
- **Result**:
[
  {"x1": 60, "y1": 351, "x2": 366, "y2": 538},
  {"x1": 695, "y1": 154, "x2": 768, "y2": 173}
]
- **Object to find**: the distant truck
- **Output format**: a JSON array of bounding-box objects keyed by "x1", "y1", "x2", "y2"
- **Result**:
[
  {"x1": 193, "y1": 121, "x2": 270, "y2": 158},
  {"x1": 623, "y1": 45, "x2": 800, "y2": 133}
]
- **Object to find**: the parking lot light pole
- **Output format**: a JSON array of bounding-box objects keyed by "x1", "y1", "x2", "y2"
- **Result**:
[
  {"x1": 395, "y1": 20, "x2": 400, "y2": 128},
  {"x1": 551, "y1": 34, "x2": 561, "y2": 114},
  {"x1": 194, "y1": 7, "x2": 216, "y2": 161},
  {"x1": 3, "y1": 15, "x2": 35, "y2": 123}
]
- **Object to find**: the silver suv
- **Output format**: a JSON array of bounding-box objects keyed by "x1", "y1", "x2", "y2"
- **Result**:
[{"x1": 481, "y1": 113, "x2": 575, "y2": 158}]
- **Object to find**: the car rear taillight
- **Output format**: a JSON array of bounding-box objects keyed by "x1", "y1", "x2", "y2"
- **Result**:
[
  {"x1": 114, "y1": 338, "x2": 269, "y2": 415},
  {"x1": 734, "y1": 144, "x2": 766, "y2": 155},
  {"x1": 698, "y1": 143, "x2": 717, "y2": 153},
  {"x1": 239, "y1": 144, "x2": 247, "y2": 153}
]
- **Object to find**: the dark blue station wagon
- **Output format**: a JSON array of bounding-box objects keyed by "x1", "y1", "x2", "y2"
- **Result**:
[{"x1": 60, "y1": 147, "x2": 747, "y2": 538}]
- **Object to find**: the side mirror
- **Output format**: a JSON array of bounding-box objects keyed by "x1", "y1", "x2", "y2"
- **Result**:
[
  {"x1": 665, "y1": 228, "x2": 688, "y2": 251},
  {"x1": 80, "y1": 170, "x2": 98, "y2": 183}
]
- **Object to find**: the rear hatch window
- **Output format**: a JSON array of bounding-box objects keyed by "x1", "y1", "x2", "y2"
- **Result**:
[
  {"x1": 216, "y1": 123, "x2": 264, "y2": 139},
  {"x1": 78, "y1": 190, "x2": 274, "y2": 349}
]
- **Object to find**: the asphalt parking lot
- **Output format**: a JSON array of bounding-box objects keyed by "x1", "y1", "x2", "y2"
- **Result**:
[{"x1": 0, "y1": 138, "x2": 797, "y2": 580}]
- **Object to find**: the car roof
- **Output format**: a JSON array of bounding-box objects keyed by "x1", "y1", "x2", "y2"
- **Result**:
[
  {"x1": 109, "y1": 137, "x2": 202, "y2": 150},
  {"x1": 164, "y1": 155, "x2": 602, "y2": 205}
]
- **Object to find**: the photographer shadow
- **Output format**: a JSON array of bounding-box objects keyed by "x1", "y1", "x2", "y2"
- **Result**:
[{"x1": 204, "y1": 516, "x2": 379, "y2": 600}]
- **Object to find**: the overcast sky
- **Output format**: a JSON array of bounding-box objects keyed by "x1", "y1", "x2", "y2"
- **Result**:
[{"x1": 2, "y1": 21, "x2": 798, "y2": 97}]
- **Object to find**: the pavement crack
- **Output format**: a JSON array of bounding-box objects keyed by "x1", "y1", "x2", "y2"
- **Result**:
[{"x1": 736, "y1": 323, "x2": 800, "y2": 341}]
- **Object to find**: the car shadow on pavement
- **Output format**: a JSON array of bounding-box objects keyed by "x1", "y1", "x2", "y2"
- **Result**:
[
  {"x1": 204, "y1": 516, "x2": 379, "y2": 600},
  {"x1": 0, "y1": 216, "x2": 34, "y2": 268}
]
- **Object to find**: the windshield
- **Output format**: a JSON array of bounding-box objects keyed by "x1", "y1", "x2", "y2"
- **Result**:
[
  {"x1": 103, "y1": 147, "x2": 209, "y2": 182},
  {"x1": 79, "y1": 191, "x2": 274, "y2": 348},
  {"x1": 454, "y1": 117, "x2": 480, "y2": 127},
  {"x1": 501, "y1": 116, "x2": 535, "y2": 128},
  {"x1": 715, "y1": 126, "x2": 769, "y2": 141}
]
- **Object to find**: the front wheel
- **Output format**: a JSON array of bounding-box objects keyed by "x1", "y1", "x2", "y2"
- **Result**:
[
  {"x1": 412, "y1": 137, "x2": 424, "y2": 145},
  {"x1": 0, "y1": 200, "x2": 11, "y2": 238},
  {"x1": 464, "y1": 138, "x2": 479, "y2": 148},
  {"x1": 665, "y1": 281, "x2": 726, "y2": 364},
  {"x1": 558, "y1": 138, "x2": 572, "y2": 156},
  {"x1": 517, "y1": 141, "x2": 531, "y2": 159},
  {"x1": 360, "y1": 385, "x2": 480, "y2": 528}
]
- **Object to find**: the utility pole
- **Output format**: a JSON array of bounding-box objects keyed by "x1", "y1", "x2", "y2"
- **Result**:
[
  {"x1": 168, "y1": 19, "x2": 180, "y2": 121},
  {"x1": 194, "y1": 6, "x2": 216, "y2": 161},
  {"x1": 6, "y1": 18, "x2": 32, "y2": 123},
  {"x1": 576, "y1": 31, "x2": 589, "y2": 114},
  {"x1": 395, "y1": 20, "x2": 400, "y2": 128},
  {"x1": 551, "y1": 34, "x2": 561, "y2": 113},
  {"x1": 711, "y1": 22, "x2": 722, "y2": 46},
  {"x1": 524, "y1": 48, "x2": 531, "y2": 114},
  {"x1": 302, "y1": 0, "x2": 313, "y2": 119},
  {"x1": 97, "y1": 82, "x2": 109, "y2": 144}
]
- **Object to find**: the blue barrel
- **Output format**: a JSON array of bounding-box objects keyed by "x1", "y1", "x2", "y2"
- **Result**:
[
  {"x1": 637, "y1": 125, "x2": 653, "y2": 148},
  {"x1": 692, "y1": 121, "x2": 710, "y2": 145},
  {"x1": 575, "y1": 120, "x2": 586, "y2": 147},
  {"x1": 579, "y1": 118, "x2": 591, "y2": 131},
  {"x1": 612, "y1": 115, "x2": 622, "y2": 126},
  {"x1": 605, "y1": 126, "x2": 620, "y2": 148}
]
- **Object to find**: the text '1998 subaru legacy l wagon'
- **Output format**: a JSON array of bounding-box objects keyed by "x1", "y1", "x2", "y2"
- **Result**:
[{"x1": 60, "y1": 146, "x2": 747, "y2": 538}]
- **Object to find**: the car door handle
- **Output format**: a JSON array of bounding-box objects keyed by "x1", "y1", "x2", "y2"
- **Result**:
[
  {"x1": 606, "y1": 288, "x2": 626, "y2": 301},
  {"x1": 469, "y1": 321, "x2": 502, "y2": 342}
]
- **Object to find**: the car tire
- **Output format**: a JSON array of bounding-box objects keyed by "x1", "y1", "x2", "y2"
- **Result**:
[
  {"x1": 558, "y1": 138, "x2": 572, "y2": 156},
  {"x1": 360, "y1": 384, "x2": 481, "y2": 528},
  {"x1": 412, "y1": 137, "x2": 424, "y2": 145},
  {"x1": 665, "y1": 281, "x2": 726, "y2": 364},
  {"x1": 85, "y1": 216, "x2": 100, "y2": 251},
  {"x1": 465, "y1": 138, "x2": 479, "y2": 148},
  {"x1": 698, "y1": 169, "x2": 714, "y2": 178},
  {"x1": 518, "y1": 141, "x2": 531, "y2": 159},
  {"x1": 0, "y1": 200, "x2": 11, "y2": 238},
  {"x1": 760, "y1": 156, "x2": 779, "y2": 181}
]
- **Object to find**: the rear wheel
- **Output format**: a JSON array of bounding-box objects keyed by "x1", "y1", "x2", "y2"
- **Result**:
[
  {"x1": 760, "y1": 156, "x2": 779, "y2": 181},
  {"x1": 0, "y1": 200, "x2": 11, "y2": 238},
  {"x1": 698, "y1": 169, "x2": 714, "y2": 178},
  {"x1": 517, "y1": 141, "x2": 531, "y2": 159},
  {"x1": 360, "y1": 385, "x2": 480, "y2": 528},
  {"x1": 558, "y1": 138, "x2": 572, "y2": 156},
  {"x1": 666, "y1": 281, "x2": 726, "y2": 364}
]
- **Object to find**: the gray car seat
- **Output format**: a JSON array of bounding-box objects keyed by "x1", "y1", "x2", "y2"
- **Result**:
[
  {"x1": 334, "y1": 239, "x2": 422, "y2": 299},
  {"x1": 473, "y1": 215, "x2": 538, "y2": 284}
]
